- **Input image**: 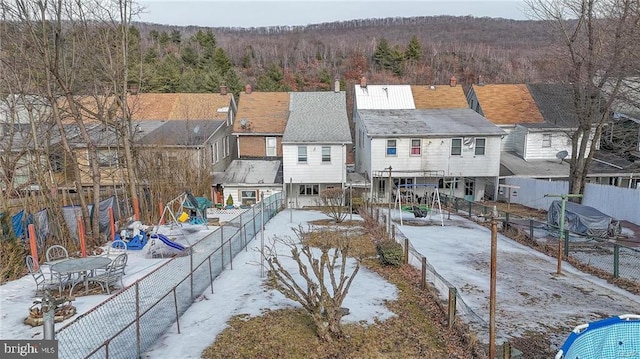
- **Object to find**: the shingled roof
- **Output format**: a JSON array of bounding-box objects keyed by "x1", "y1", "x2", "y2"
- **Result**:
[
  {"x1": 472, "y1": 84, "x2": 544, "y2": 125},
  {"x1": 283, "y1": 91, "x2": 351, "y2": 144},
  {"x1": 234, "y1": 92, "x2": 290, "y2": 134},
  {"x1": 411, "y1": 85, "x2": 469, "y2": 109},
  {"x1": 128, "y1": 93, "x2": 233, "y2": 121},
  {"x1": 526, "y1": 83, "x2": 580, "y2": 128}
]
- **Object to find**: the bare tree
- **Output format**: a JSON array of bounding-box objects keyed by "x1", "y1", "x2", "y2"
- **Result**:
[
  {"x1": 262, "y1": 226, "x2": 360, "y2": 342},
  {"x1": 318, "y1": 187, "x2": 347, "y2": 223},
  {"x1": 525, "y1": 0, "x2": 640, "y2": 200}
]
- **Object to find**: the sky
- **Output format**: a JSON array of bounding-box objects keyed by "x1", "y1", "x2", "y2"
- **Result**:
[
  {"x1": 137, "y1": 0, "x2": 531, "y2": 28},
  {"x1": 2, "y1": 207, "x2": 639, "y2": 358}
]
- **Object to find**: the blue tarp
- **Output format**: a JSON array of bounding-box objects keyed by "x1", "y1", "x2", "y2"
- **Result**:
[{"x1": 11, "y1": 210, "x2": 25, "y2": 240}]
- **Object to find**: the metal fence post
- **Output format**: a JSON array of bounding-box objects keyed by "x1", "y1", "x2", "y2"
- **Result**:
[
  {"x1": 190, "y1": 244, "x2": 194, "y2": 300},
  {"x1": 564, "y1": 229, "x2": 570, "y2": 258},
  {"x1": 529, "y1": 219, "x2": 534, "y2": 241},
  {"x1": 421, "y1": 256, "x2": 427, "y2": 290},
  {"x1": 173, "y1": 288, "x2": 181, "y2": 334},
  {"x1": 392, "y1": 224, "x2": 396, "y2": 242},
  {"x1": 404, "y1": 237, "x2": 409, "y2": 265},
  {"x1": 468, "y1": 200, "x2": 472, "y2": 217},
  {"x1": 208, "y1": 256, "x2": 214, "y2": 294},
  {"x1": 613, "y1": 244, "x2": 620, "y2": 278},
  {"x1": 448, "y1": 287, "x2": 457, "y2": 329},
  {"x1": 221, "y1": 226, "x2": 225, "y2": 269},
  {"x1": 136, "y1": 282, "x2": 141, "y2": 358},
  {"x1": 239, "y1": 215, "x2": 245, "y2": 250}
]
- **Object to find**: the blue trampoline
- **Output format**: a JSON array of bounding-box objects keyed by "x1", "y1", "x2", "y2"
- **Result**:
[{"x1": 556, "y1": 314, "x2": 640, "y2": 359}]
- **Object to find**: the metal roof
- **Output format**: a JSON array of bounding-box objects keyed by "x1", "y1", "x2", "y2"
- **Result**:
[
  {"x1": 283, "y1": 92, "x2": 351, "y2": 144},
  {"x1": 354, "y1": 85, "x2": 415, "y2": 110},
  {"x1": 358, "y1": 108, "x2": 506, "y2": 137},
  {"x1": 222, "y1": 160, "x2": 283, "y2": 185}
]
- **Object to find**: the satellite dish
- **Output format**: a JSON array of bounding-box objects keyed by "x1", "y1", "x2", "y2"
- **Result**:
[
  {"x1": 556, "y1": 150, "x2": 569, "y2": 163},
  {"x1": 193, "y1": 125, "x2": 200, "y2": 134},
  {"x1": 463, "y1": 137, "x2": 474, "y2": 147},
  {"x1": 240, "y1": 118, "x2": 247, "y2": 129}
]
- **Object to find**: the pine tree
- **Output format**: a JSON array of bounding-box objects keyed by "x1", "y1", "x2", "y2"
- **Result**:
[{"x1": 405, "y1": 35, "x2": 422, "y2": 62}]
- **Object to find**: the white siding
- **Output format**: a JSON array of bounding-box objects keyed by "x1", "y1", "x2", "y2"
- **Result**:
[
  {"x1": 524, "y1": 131, "x2": 573, "y2": 160},
  {"x1": 370, "y1": 136, "x2": 502, "y2": 177},
  {"x1": 500, "y1": 126, "x2": 516, "y2": 152},
  {"x1": 283, "y1": 144, "x2": 346, "y2": 184}
]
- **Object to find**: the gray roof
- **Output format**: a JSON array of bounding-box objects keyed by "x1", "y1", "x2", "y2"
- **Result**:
[
  {"x1": 525, "y1": 83, "x2": 580, "y2": 128},
  {"x1": 282, "y1": 92, "x2": 352, "y2": 144},
  {"x1": 136, "y1": 120, "x2": 224, "y2": 146},
  {"x1": 358, "y1": 108, "x2": 506, "y2": 137},
  {"x1": 501, "y1": 151, "x2": 640, "y2": 178},
  {"x1": 222, "y1": 160, "x2": 283, "y2": 185}
]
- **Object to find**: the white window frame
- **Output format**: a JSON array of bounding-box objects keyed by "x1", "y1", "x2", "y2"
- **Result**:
[
  {"x1": 451, "y1": 138, "x2": 462, "y2": 155},
  {"x1": 239, "y1": 189, "x2": 258, "y2": 205},
  {"x1": 299, "y1": 184, "x2": 319, "y2": 196},
  {"x1": 298, "y1": 146, "x2": 307, "y2": 163},
  {"x1": 266, "y1": 137, "x2": 277, "y2": 157},
  {"x1": 542, "y1": 134, "x2": 552, "y2": 148},
  {"x1": 214, "y1": 142, "x2": 219, "y2": 163},
  {"x1": 474, "y1": 138, "x2": 486, "y2": 156},
  {"x1": 225, "y1": 135, "x2": 230, "y2": 156},
  {"x1": 386, "y1": 139, "x2": 397, "y2": 156},
  {"x1": 410, "y1": 139, "x2": 421, "y2": 156},
  {"x1": 322, "y1": 146, "x2": 331, "y2": 163}
]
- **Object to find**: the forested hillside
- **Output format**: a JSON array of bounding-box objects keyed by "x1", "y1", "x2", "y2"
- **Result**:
[{"x1": 130, "y1": 16, "x2": 560, "y2": 96}]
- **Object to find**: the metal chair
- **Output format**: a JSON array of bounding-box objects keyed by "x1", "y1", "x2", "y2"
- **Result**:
[
  {"x1": 88, "y1": 253, "x2": 127, "y2": 295},
  {"x1": 45, "y1": 244, "x2": 71, "y2": 281},
  {"x1": 45, "y1": 245, "x2": 69, "y2": 263},
  {"x1": 25, "y1": 255, "x2": 66, "y2": 295}
]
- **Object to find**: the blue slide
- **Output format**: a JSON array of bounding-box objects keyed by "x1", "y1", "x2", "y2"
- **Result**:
[{"x1": 150, "y1": 233, "x2": 186, "y2": 251}]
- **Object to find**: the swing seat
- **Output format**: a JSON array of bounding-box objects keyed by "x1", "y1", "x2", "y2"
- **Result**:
[{"x1": 412, "y1": 206, "x2": 429, "y2": 218}]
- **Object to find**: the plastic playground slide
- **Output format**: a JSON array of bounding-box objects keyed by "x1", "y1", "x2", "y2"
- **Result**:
[{"x1": 150, "y1": 233, "x2": 186, "y2": 251}]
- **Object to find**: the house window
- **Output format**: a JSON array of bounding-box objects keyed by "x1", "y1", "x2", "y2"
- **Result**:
[
  {"x1": 386, "y1": 139, "x2": 397, "y2": 156},
  {"x1": 49, "y1": 154, "x2": 63, "y2": 172},
  {"x1": 411, "y1": 139, "x2": 421, "y2": 156},
  {"x1": 240, "y1": 190, "x2": 258, "y2": 205},
  {"x1": 451, "y1": 138, "x2": 462, "y2": 155},
  {"x1": 266, "y1": 137, "x2": 277, "y2": 157},
  {"x1": 474, "y1": 138, "x2": 486, "y2": 155},
  {"x1": 214, "y1": 142, "x2": 219, "y2": 163},
  {"x1": 322, "y1": 146, "x2": 331, "y2": 162},
  {"x1": 225, "y1": 135, "x2": 230, "y2": 156},
  {"x1": 299, "y1": 184, "x2": 319, "y2": 196},
  {"x1": 465, "y1": 179, "x2": 475, "y2": 196},
  {"x1": 97, "y1": 149, "x2": 119, "y2": 167},
  {"x1": 542, "y1": 134, "x2": 552, "y2": 148},
  {"x1": 221, "y1": 137, "x2": 227, "y2": 158},
  {"x1": 298, "y1": 146, "x2": 307, "y2": 163}
]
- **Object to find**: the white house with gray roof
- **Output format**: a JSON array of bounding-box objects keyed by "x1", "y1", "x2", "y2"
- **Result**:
[
  {"x1": 355, "y1": 108, "x2": 505, "y2": 202},
  {"x1": 282, "y1": 90, "x2": 352, "y2": 208}
]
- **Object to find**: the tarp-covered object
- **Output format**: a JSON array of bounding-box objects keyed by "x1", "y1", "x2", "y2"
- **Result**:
[{"x1": 547, "y1": 200, "x2": 619, "y2": 238}]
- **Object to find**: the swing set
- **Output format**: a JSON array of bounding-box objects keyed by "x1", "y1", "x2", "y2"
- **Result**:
[{"x1": 394, "y1": 183, "x2": 444, "y2": 226}]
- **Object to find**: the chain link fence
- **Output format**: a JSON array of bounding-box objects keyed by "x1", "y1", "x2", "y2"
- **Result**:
[
  {"x1": 438, "y1": 194, "x2": 640, "y2": 286},
  {"x1": 55, "y1": 193, "x2": 283, "y2": 359}
]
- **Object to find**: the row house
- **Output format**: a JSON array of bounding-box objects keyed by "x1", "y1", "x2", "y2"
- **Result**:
[{"x1": 353, "y1": 77, "x2": 505, "y2": 202}]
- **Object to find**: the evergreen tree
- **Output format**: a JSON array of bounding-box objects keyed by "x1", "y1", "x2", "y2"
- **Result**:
[
  {"x1": 181, "y1": 46, "x2": 198, "y2": 66},
  {"x1": 150, "y1": 53, "x2": 181, "y2": 92},
  {"x1": 405, "y1": 35, "x2": 422, "y2": 61},
  {"x1": 212, "y1": 48, "x2": 233, "y2": 74},
  {"x1": 373, "y1": 38, "x2": 392, "y2": 70}
]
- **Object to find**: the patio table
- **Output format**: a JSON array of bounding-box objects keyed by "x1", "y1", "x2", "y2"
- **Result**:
[{"x1": 52, "y1": 257, "x2": 112, "y2": 296}]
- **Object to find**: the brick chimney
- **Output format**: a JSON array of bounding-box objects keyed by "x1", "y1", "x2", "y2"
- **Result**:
[
  {"x1": 334, "y1": 79, "x2": 340, "y2": 92},
  {"x1": 450, "y1": 75, "x2": 457, "y2": 87},
  {"x1": 244, "y1": 84, "x2": 252, "y2": 94},
  {"x1": 360, "y1": 76, "x2": 367, "y2": 88},
  {"x1": 220, "y1": 85, "x2": 228, "y2": 95}
]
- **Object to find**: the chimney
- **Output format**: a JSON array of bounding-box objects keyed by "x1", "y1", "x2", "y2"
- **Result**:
[
  {"x1": 129, "y1": 84, "x2": 139, "y2": 95},
  {"x1": 334, "y1": 79, "x2": 340, "y2": 93},
  {"x1": 220, "y1": 85, "x2": 228, "y2": 96},
  {"x1": 244, "y1": 84, "x2": 252, "y2": 94},
  {"x1": 450, "y1": 75, "x2": 457, "y2": 87},
  {"x1": 478, "y1": 75, "x2": 484, "y2": 86},
  {"x1": 360, "y1": 76, "x2": 367, "y2": 88}
]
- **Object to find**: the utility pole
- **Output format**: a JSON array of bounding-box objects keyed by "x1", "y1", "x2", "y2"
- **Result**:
[
  {"x1": 544, "y1": 193, "x2": 583, "y2": 275},
  {"x1": 489, "y1": 206, "x2": 498, "y2": 359}
]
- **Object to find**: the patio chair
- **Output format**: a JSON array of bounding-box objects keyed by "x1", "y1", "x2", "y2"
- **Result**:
[
  {"x1": 26, "y1": 255, "x2": 66, "y2": 295},
  {"x1": 45, "y1": 244, "x2": 72, "y2": 281},
  {"x1": 88, "y1": 253, "x2": 127, "y2": 295},
  {"x1": 103, "y1": 240, "x2": 127, "y2": 259}
]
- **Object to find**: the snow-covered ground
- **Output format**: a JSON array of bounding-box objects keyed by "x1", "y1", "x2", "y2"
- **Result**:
[{"x1": 2, "y1": 208, "x2": 639, "y2": 358}]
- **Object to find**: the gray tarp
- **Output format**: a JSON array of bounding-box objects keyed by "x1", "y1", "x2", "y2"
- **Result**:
[{"x1": 547, "y1": 200, "x2": 616, "y2": 238}]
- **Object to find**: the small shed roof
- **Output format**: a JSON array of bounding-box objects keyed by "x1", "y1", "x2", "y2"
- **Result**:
[
  {"x1": 136, "y1": 120, "x2": 224, "y2": 146},
  {"x1": 222, "y1": 160, "x2": 283, "y2": 185}
]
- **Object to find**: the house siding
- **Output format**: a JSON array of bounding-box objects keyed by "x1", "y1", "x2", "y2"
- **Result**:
[{"x1": 282, "y1": 144, "x2": 346, "y2": 184}]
